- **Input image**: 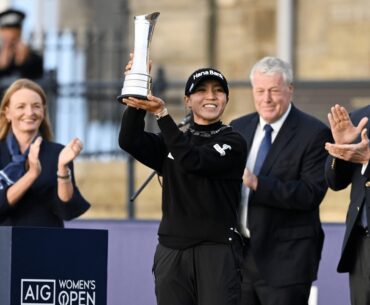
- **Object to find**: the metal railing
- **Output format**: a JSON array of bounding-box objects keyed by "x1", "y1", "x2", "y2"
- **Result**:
[
  {"x1": 7, "y1": 29, "x2": 370, "y2": 218},
  {"x1": 27, "y1": 68, "x2": 370, "y2": 218}
]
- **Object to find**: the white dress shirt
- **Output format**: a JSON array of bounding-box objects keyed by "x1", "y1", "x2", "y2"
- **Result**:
[{"x1": 239, "y1": 103, "x2": 292, "y2": 238}]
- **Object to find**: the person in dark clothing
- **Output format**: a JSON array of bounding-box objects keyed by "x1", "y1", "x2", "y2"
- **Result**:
[
  {"x1": 0, "y1": 79, "x2": 90, "y2": 227},
  {"x1": 325, "y1": 104, "x2": 370, "y2": 305},
  {"x1": 0, "y1": 8, "x2": 43, "y2": 89},
  {"x1": 118, "y1": 66, "x2": 247, "y2": 305},
  {"x1": 231, "y1": 56, "x2": 331, "y2": 305}
]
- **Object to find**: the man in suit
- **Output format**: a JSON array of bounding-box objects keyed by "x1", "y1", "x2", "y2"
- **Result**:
[
  {"x1": 230, "y1": 56, "x2": 332, "y2": 305},
  {"x1": 325, "y1": 104, "x2": 370, "y2": 305}
]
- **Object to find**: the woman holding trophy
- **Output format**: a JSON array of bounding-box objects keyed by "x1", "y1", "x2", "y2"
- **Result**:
[{"x1": 119, "y1": 54, "x2": 246, "y2": 304}]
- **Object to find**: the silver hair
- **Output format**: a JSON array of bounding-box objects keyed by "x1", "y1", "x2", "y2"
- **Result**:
[{"x1": 249, "y1": 56, "x2": 293, "y2": 86}]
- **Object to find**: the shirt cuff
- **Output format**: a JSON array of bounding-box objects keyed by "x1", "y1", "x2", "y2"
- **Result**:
[{"x1": 361, "y1": 162, "x2": 369, "y2": 175}]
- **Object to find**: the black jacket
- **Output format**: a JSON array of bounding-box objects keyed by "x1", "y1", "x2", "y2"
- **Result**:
[{"x1": 119, "y1": 107, "x2": 247, "y2": 249}]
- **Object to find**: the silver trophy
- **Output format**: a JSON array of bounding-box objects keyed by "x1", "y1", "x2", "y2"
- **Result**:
[{"x1": 117, "y1": 12, "x2": 160, "y2": 101}]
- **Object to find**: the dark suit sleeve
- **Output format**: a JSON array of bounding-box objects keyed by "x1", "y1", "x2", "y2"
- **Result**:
[
  {"x1": 0, "y1": 186, "x2": 11, "y2": 216},
  {"x1": 0, "y1": 50, "x2": 44, "y2": 79},
  {"x1": 0, "y1": 142, "x2": 17, "y2": 216},
  {"x1": 325, "y1": 155, "x2": 356, "y2": 191},
  {"x1": 18, "y1": 50, "x2": 44, "y2": 79},
  {"x1": 253, "y1": 127, "x2": 331, "y2": 211}
]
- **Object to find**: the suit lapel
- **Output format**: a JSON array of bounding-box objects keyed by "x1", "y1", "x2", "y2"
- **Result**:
[
  {"x1": 259, "y1": 106, "x2": 299, "y2": 174},
  {"x1": 241, "y1": 114, "x2": 259, "y2": 155}
]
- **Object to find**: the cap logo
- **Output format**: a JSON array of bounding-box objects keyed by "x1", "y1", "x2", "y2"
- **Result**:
[
  {"x1": 0, "y1": 14, "x2": 20, "y2": 26},
  {"x1": 192, "y1": 69, "x2": 224, "y2": 80},
  {"x1": 185, "y1": 68, "x2": 228, "y2": 96}
]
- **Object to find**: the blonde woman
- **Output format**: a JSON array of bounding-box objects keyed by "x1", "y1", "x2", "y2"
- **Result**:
[{"x1": 0, "y1": 78, "x2": 89, "y2": 227}]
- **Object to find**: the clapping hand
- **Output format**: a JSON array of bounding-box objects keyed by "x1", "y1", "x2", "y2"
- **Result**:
[
  {"x1": 327, "y1": 104, "x2": 368, "y2": 144},
  {"x1": 27, "y1": 136, "x2": 42, "y2": 176},
  {"x1": 325, "y1": 128, "x2": 370, "y2": 164},
  {"x1": 58, "y1": 138, "x2": 83, "y2": 167},
  {"x1": 326, "y1": 104, "x2": 370, "y2": 164}
]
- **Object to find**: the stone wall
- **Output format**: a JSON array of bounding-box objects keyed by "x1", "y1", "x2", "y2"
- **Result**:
[
  {"x1": 296, "y1": 0, "x2": 370, "y2": 79},
  {"x1": 57, "y1": 0, "x2": 370, "y2": 118}
]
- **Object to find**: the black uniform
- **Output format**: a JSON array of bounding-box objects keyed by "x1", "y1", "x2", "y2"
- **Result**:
[
  {"x1": 119, "y1": 107, "x2": 247, "y2": 305},
  {"x1": 0, "y1": 49, "x2": 43, "y2": 92},
  {"x1": 0, "y1": 8, "x2": 44, "y2": 85}
]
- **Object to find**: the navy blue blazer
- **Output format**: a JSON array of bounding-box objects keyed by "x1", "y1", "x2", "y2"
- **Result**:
[
  {"x1": 325, "y1": 104, "x2": 370, "y2": 273},
  {"x1": 0, "y1": 139, "x2": 90, "y2": 227},
  {"x1": 231, "y1": 104, "x2": 332, "y2": 287}
]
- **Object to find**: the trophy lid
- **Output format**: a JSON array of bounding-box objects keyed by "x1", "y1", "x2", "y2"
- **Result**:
[{"x1": 135, "y1": 12, "x2": 160, "y2": 21}]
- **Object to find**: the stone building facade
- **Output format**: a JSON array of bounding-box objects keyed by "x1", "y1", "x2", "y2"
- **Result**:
[
  {"x1": 57, "y1": 0, "x2": 370, "y2": 219},
  {"x1": 0, "y1": 0, "x2": 366, "y2": 219},
  {"x1": 58, "y1": 0, "x2": 370, "y2": 120}
]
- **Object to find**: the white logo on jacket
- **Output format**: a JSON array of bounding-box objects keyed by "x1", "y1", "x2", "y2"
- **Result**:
[
  {"x1": 167, "y1": 152, "x2": 174, "y2": 160},
  {"x1": 213, "y1": 144, "x2": 232, "y2": 156}
]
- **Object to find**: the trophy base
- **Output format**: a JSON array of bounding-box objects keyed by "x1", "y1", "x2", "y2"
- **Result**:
[
  {"x1": 117, "y1": 73, "x2": 152, "y2": 104},
  {"x1": 116, "y1": 93, "x2": 149, "y2": 104}
]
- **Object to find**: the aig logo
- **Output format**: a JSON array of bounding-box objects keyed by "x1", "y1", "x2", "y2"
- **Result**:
[{"x1": 21, "y1": 279, "x2": 56, "y2": 305}]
